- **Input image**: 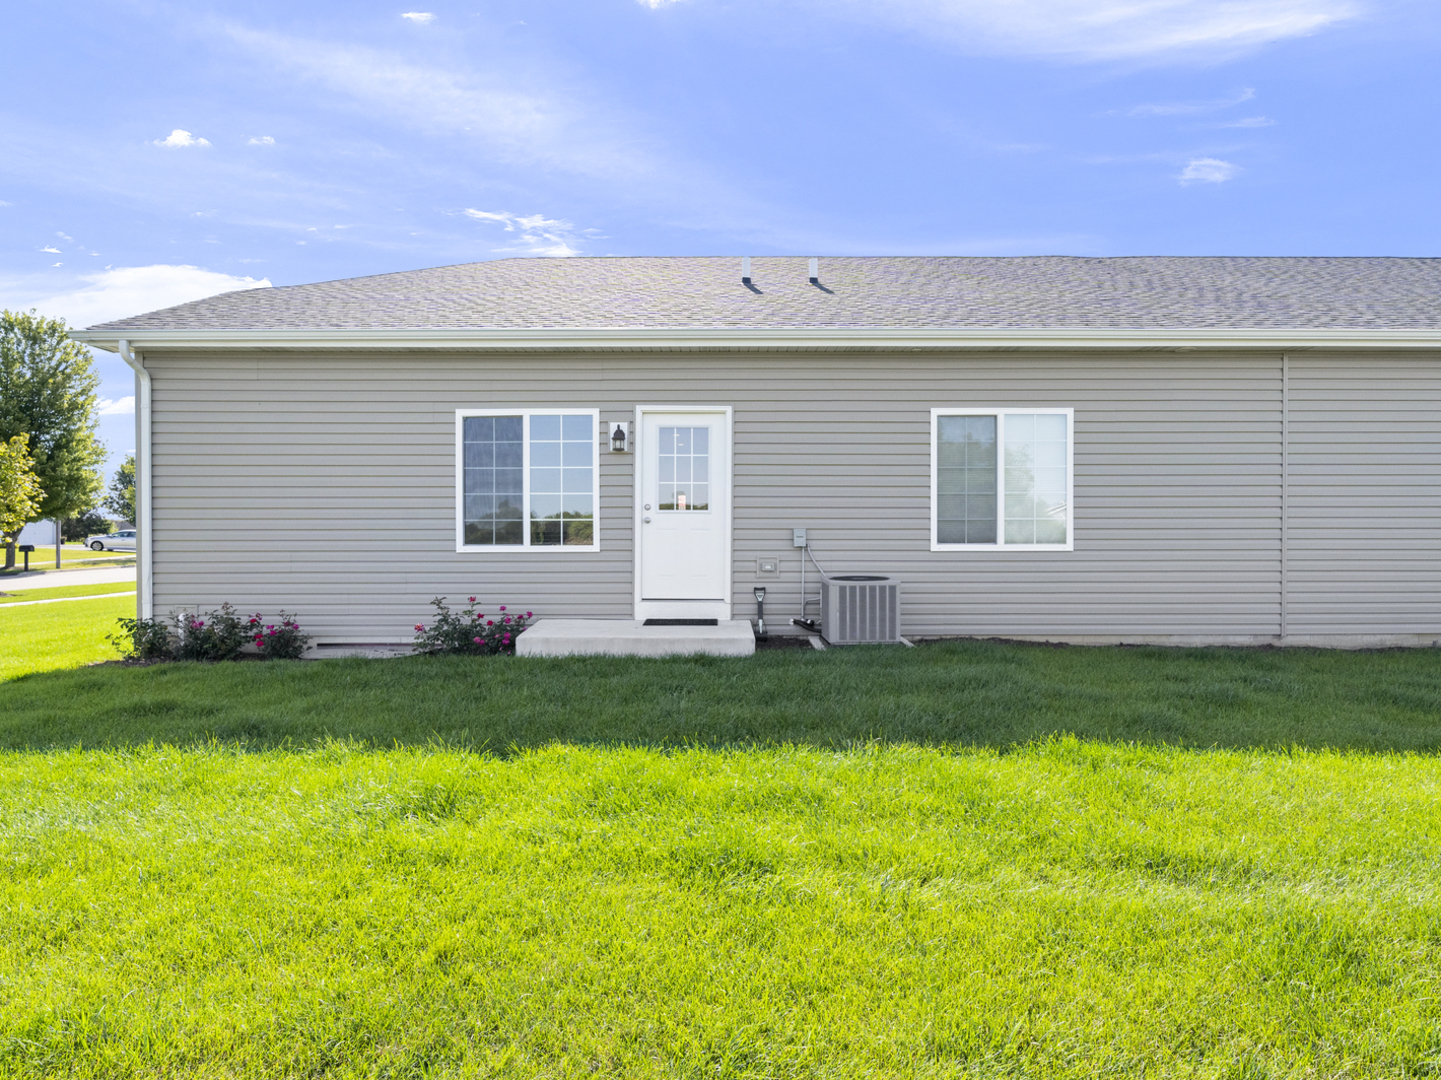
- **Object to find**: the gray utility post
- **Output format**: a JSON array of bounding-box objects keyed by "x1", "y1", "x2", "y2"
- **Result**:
[{"x1": 55, "y1": 519, "x2": 61, "y2": 568}]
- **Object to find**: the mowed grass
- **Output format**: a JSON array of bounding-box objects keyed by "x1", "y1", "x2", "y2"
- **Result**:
[
  {"x1": 4, "y1": 739, "x2": 1441, "y2": 1078},
  {"x1": 4, "y1": 642, "x2": 1441, "y2": 752},
  {"x1": 0, "y1": 595, "x2": 137, "y2": 682},
  {"x1": 0, "y1": 581, "x2": 136, "y2": 605},
  {"x1": 5, "y1": 643, "x2": 1441, "y2": 1076},
  {"x1": 1, "y1": 544, "x2": 133, "y2": 571}
]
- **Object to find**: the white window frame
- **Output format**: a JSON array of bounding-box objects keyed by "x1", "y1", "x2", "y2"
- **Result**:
[
  {"x1": 455, "y1": 408, "x2": 601, "y2": 553},
  {"x1": 930, "y1": 407, "x2": 1075, "y2": 552}
]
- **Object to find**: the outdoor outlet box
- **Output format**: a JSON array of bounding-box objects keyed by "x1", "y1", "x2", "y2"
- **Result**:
[
  {"x1": 757, "y1": 557, "x2": 779, "y2": 575},
  {"x1": 792, "y1": 528, "x2": 807, "y2": 548}
]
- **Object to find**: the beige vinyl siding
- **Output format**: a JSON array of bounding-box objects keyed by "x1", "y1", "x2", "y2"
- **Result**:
[
  {"x1": 1286, "y1": 354, "x2": 1441, "y2": 639},
  {"x1": 141, "y1": 348, "x2": 1301, "y2": 644}
]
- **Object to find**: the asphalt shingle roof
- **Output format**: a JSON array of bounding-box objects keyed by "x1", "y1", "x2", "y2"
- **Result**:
[{"x1": 90, "y1": 256, "x2": 1441, "y2": 332}]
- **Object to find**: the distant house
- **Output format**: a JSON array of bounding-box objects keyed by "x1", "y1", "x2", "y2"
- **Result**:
[
  {"x1": 16, "y1": 521, "x2": 61, "y2": 548},
  {"x1": 16, "y1": 518, "x2": 129, "y2": 547},
  {"x1": 71, "y1": 256, "x2": 1441, "y2": 647}
]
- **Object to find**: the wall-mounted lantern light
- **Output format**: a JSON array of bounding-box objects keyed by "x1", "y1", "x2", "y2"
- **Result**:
[
  {"x1": 611, "y1": 423, "x2": 631, "y2": 453},
  {"x1": 753, "y1": 585, "x2": 767, "y2": 640}
]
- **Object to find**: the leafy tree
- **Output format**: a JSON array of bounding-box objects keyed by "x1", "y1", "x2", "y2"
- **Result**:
[
  {"x1": 63, "y1": 509, "x2": 112, "y2": 543},
  {"x1": 0, "y1": 434, "x2": 45, "y2": 545},
  {"x1": 103, "y1": 453, "x2": 136, "y2": 525},
  {"x1": 0, "y1": 310, "x2": 106, "y2": 568}
]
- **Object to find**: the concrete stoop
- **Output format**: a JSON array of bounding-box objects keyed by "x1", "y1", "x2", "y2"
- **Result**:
[{"x1": 515, "y1": 618, "x2": 756, "y2": 658}]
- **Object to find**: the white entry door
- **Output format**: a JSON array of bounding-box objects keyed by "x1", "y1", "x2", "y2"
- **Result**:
[{"x1": 638, "y1": 409, "x2": 731, "y2": 607}]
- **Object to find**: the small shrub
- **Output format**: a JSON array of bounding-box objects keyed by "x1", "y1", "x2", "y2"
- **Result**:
[
  {"x1": 413, "y1": 596, "x2": 533, "y2": 656},
  {"x1": 249, "y1": 611, "x2": 311, "y2": 660},
  {"x1": 174, "y1": 603, "x2": 248, "y2": 662},
  {"x1": 111, "y1": 604, "x2": 313, "y2": 664},
  {"x1": 109, "y1": 616, "x2": 174, "y2": 661}
]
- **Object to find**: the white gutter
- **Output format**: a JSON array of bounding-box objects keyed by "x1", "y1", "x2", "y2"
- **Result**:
[
  {"x1": 70, "y1": 326, "x2": 1441, "y2": 352},
  {"x1": 117, "y1": 340, "x2": 153, "y2": 619}
]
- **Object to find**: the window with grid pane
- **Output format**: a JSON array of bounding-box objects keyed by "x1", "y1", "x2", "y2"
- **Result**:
[
  {"x1": 459, "y1": 411, "x2": 598, "y2": 549},
  {"x1": 657, "y1": 426, "x2": 709, "y2": 511},
  {"x1": 936, "y1": 415, "x2": 997, "y2": 544},
  {"x1": 529, "y1": 414, "x2": 595, "y2": 546},
  {"x1": 933, "y1": 410, "x2": 1071, "y2": 549},
  {"x1": 462, "y1": 415, "x2": 524, "y2": 546}
]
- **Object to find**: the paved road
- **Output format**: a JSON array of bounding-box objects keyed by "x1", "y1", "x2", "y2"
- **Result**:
[{"x1": 1, "y1": 567, "x2": 138, "y2": 592}]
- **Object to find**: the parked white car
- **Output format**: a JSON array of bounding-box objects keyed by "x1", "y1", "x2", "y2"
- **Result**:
[{"x1": 87, "y1": 530, "x2": 137, "y2": 552}]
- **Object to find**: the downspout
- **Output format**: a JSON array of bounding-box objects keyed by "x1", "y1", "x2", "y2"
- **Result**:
[
  {"x1": 1280, "y1": 351, "x2": 1289, "y2": 643},
  {"x1": 117, "y1": 340, "x2": 153, "y2": 619}
]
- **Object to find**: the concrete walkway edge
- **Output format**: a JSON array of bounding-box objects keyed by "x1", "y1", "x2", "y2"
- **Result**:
[{"x1": 0, "y1": 591, "x2": 137, "y2": 609}]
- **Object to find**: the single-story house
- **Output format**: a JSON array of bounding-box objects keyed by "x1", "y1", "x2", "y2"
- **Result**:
[{"x1": 71, "y1": 255, "x2": 1441, "y2": 648}]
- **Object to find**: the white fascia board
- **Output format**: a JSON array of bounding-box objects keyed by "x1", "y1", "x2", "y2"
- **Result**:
[{"x1": 68, "y1": 326, "x2": 1441, "y2": 351}]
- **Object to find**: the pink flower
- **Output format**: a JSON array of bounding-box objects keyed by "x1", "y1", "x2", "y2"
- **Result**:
[
  {"x1": 473, "y1": 636, "x2": 482, "y2": 644},
  {"x1": 468, "y1": 596, "x2": 476, "y2": 603},
  {"x1": 487, "y1": 620, "x2": 493, "y2": 626},
  {"x1": 503, "y1": 616, "x2": 511, "y2": 624},
  {"x1": 269, "y1": 628, "x2": 277, "y2": 635},
  {"x1": 526, "y1": 612, "x2": 533, "y2": 618},
  {"x1": 415, "y1": 624, "x2": 424, "y2": 631},
  {"x1": 499, "y1": 605, "x2": 506, "y2": 612}
]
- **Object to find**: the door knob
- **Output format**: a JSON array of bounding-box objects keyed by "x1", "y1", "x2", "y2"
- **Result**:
[
  {"x1": 643, "y1": 516, "x2": 651, "y2": 523},
  {"x1": 644, "y1": 503, "x2": 651, "y2": 510}
]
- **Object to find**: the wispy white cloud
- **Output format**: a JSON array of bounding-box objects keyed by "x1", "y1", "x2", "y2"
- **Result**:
[
  {"x1": 97, "y1": 396, "x2": 136, "y2": 416},
  {"x1": 40, "y1": 246, "x2": 61, "y2": 254},
  {"x1": 636, "y1": 0, "x2": 684, "y2": 7},
  {"x1": 247, "y1": 135, "x2": 276, "y2": 146},
  {"x1": 1179, "y1": 157, "x2": 1240, "y2": 183},
  {"x1": 1127, "y1": 88, "x2": 1255, "y2": 116},
  {"x1": 57, "y1": 231, "x2": 73, "y2": 240},
  {"x1": 400, "y1": 11, "x2": 435, "y2": 22},
  {"x1": 463, "y1": 208, "x2": 586, "y2": 256},
  {"x1": 1213, "y1": 116, "x2": 1276, "y2": 128},
  {"x1": 153, "y1": 129, "x2": 211, "y2": 148},
  {"x1": 11, "y1": 265, "x2": 271, "y2": 329},
  {"x1": 223, "y1": 25, "x2": 672, "y2": 191},
  {"x1": 824, "y1": 0, "x2": 1358, "y2": 62}
]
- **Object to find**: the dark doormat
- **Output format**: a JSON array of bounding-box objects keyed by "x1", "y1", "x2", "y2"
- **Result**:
[{"x1": 642, "y1": 618, "x2": 719, "y2": 626}]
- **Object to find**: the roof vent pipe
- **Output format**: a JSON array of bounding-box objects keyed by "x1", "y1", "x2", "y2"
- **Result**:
[
  {"x1": 741, "y1": 256, "x2": 751, "y2": 285},
  {"x1": 808, "y1": 258, "x2": 818, "y2": 284}
]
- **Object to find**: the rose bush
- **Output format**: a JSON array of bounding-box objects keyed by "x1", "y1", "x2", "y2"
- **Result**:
[
  {"x1": 248, "y1": 611, "x2": 311, "y2": 660},
  {"x1": 110, "y1": 605, "x2": 311, "y2": 662},
  {"x1": 412, "y1": 596, "x2": 533, "y2": 656}
]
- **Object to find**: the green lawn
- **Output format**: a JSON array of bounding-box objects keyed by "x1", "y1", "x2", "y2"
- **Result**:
[
  {"x1": 0, "y1": 581, "x2": 136, "y2": 605},
  {"x1": 4, "y1": 641, "x2": 1441, "y2": 752},
  {"x1": 3, "y1": 639, "x2": 1441, "y2": 1076},
  {"x1": 3, "y1": 737, "x2": 1441, "y2": 1078},
  {"x1": 2, "y1": 543, "x2": 133, "y2": 568},
  {"x1": 0, "y1": 594, "x2": 136, "y2": 681}
]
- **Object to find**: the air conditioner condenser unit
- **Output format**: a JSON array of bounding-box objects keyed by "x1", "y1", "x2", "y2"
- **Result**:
[{"x1": 820, "y1": 574, "x2": 901, "y2": 645}]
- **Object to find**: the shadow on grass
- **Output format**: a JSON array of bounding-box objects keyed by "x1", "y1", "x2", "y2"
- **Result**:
[{"x1": 2, "y1": 639, "x2": 1440, "y2": 754}]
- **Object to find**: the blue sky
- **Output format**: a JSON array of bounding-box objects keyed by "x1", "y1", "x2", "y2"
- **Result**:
[{"x1": 2, "y1": 0, "x2": 1438, "y2": 476}]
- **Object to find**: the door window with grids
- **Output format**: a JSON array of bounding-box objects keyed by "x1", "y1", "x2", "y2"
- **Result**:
[
  {"x1": 457, "y1": 410, "x2": 599, "y2": 550},
  {"x1": 656, "y1": 425, "x2": 710, "y2": 511},
  {"x1": 931, "y1": 409, "x2": 1073, "y2": 550}
]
